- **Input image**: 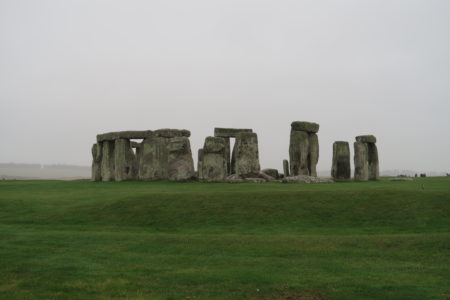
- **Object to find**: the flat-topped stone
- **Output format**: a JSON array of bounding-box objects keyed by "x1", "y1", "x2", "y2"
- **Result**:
[
  {"x1": 291, "y1": 121, "x2": 319, "y2": 133},
  {"x1": 154, "y1": 129, "x2": 191, "y2": 138},
  {"x1": 356, "y1": 135, "x2": 376, "y2": 143},
  {"x1": 97, "y1": 130, "x2": 154, "y2": 142},
  {"x1": 214, "y1": 128, "x2": 253, "y2": 138}
]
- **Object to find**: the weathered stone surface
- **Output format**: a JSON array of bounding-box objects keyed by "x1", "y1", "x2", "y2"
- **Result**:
[
  {"x1": 214, "y1": 128, "x2": 253, "y2": 138},
  {"x1": 91, "y1": 143, "x2": 102, "y2": 181},
  {"x1": 97, "y1": 130, "x2": 154, "y2": 142},
  {"x1": 283, "y1": 159, "x2": 289, "y2": 177},
  {"x1": 230, "y1": 143, "x2": 236, "y2": 175},
  {"x1": 154, "y1": 129, "x2": 191, "y2": 138},
  {"x1": 226, "y1": 174, "x2": 244, "y2": 183},
  {"x1": 223, "y1": 137, "x2": 231, "y2": 175},
  {"x1": 100, "y1": 140, "x2": 115, "y2": 181},
  {"x1": 167, "y1": 137, "x2": 195, "y2": 181},
  {"x1": 354, "y1": 141, "x2": 369, "y2": 181},
  {"x1": 139, "y1": 137, "x2": 169, "y2": 181},
  {"x1": 289, "y1": 130, "x2": 310, "y2": 176},
  {"x1": 291, "y1": 121, "x2": 319, "y2": 133},
  {"x1": 261, "y1": 168, "x2": 279, "y2": 179},
  {"x1": 308, "y1": 133, "x2": 319, "y2": 177},
  {"x1": 197, "y1": 149, "x2": 204, "y2": 179},
  {"x1": 356, "y1": 135, "x2": 377, "y2": 144},
  {"x1": 331, "y1": 141, "x2": 350, "y2": 181},
  {"x1": 234, "y1": 132, "x2": 261, "y2": 178},
  {"x1": 201, "y1": 137, "x2": 228, "y2": 181},
  {"x1": 282, "y1": 175, "x2": 333, "y2": 184},
  {"x1": 114, "y1": 139, "x2": 137, "y2": 181},
  {"x1": 244, "y1": 177, "x2": 266, "y2": 183},
  {"x1": 258, "y1": 172, "x2": 275, "y2": 181},
  {"x1": 368, "y1": 143, "x2": 379, "y2": 181}
]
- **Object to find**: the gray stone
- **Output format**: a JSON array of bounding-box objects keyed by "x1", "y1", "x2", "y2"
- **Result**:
[
  {"x1": 244, "y1": 177, "x2": 266, "y2": 183},
  {"x1": 226, "y1": 174, "x2": 244, "y2": 183},
  {"x1": 100, "y1": 140, "x2": 115, "y2": 181},
  {"x1": 258, "y1": 172, "x2": 275, "y2": 182},
  {"x1": 233, "y1": 132, "x2": 261, "y2": 178},
  {"x1": 282, "y1": 175, "x2": 333, "y2": 184},
  {"x1": 291, "y1": 121, "x2": 319, "y2": 133},
  {"x1": 354, "y1": 141, "x2": 369, "y2": 181},
  {"x1": 214, "y1": 128, "x2": 253, "y2": 138},
  {"x1": 308, "y1": 133, "x2": 319, "y2": 177},
  {"x1": 197, "y1": 149, "x2": 204, "y2": 179},
  {"x1": 223, "y1": 137, "x2": 231, "y2": 175},
  {"x1": 331, "y1": 141, "x2": 351, "y2": 181},
  {"x1": 91, "y1": 143, "x2": 102, "y2": 181},
  {"x1": 114, "y1": 139, "x2": 137, "y2": 181},
  {"x1": 356, "y1": 135, "x2": 377, "y2": 144},
  {"x1": 368, "y1": 143, "x2": 379, "y2": 181},
  {"x1": 97, "y1": 130, "x2": 154, "y2": 142},
  {"x1": 154, "y1": 129, "x2": 191, "y2": 138},
  {"x1": 283, "y1": 159, "x2": 289, "y2": 177},
  {"x1": 289, "y1": 130, "x2": 310, "y2": 176},
  {"x1": 139, "y1": 136, "x2": 169, "y2": 181},
  {"x1": 201, "y1": 137, "x2": 228, "y2": 181},
  {"x1": 261, "y1": 168, "x2": 279, "y2": 179},
  {"x1": 167, "y1": 137, "x2": 195, "y2": 181}
]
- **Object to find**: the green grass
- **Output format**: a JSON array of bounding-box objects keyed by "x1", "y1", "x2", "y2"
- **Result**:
[{"x1": 0, "y1": 177, "x2": 449, "y2": 299}]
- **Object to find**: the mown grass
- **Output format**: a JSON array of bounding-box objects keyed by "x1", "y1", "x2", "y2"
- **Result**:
[{"x1": 0, "y1": 177, "x2": 449, "y2": 299}]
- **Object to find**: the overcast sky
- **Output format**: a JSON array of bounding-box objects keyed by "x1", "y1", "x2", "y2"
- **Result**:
[{"x1": 1, "y1": 0, "x2": 449, "y2": 172}]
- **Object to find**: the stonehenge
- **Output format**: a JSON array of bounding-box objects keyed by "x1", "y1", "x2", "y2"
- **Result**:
[
  {"x1": 289, "y1": 121, "x2": 319, "y2": 176},
  {"x1": 354, "y1": 135, "x2": 379, "y2": 181},
  {"x1": 92, "y1": 129, "x2": 194, "y2": 182},
  {"x1": 331, "y1": 141, "x2": 351, "y2": 181},
  {"x1": 91, "y1": 123, "x2": 380, "y2": 183}
]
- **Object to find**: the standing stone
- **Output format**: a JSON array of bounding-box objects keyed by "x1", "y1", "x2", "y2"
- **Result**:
[
  {"x1": 101, "y1": 140, "x2": 115, "y2": 181},
  {"x1": 223, "y1": 137, "x2": 231, "y2": 175},
  {"x1": 139, "y1": 136, "x2": 169, "y2": 181},
  {"x1": 230, "y1": 143, "x2": 236, "y2": 175},
  {"x1": 308, "y1": 133, "x2": 319, "y2": 177},
  {"x1": 114, "y1": 138, "x2": 137, "y2": 181},
  {"x1": 201, "y1": 137, "x2": 228, "y2": 181},
  {"x1": 354, "y1": 142, "x2": 369, "y2": 181},
  {"x1": 289, "y1": 130, "x2": 310, "y2": 176},
  {"x1": 167, "y1": 137, "x2": 195, "y2": 181},
  {"x1": 331, "y1": 141, "x2": 350, "y2": 181},
  {"x1": 283, "y1": 159, "x2": 289, "y2": 177},
  {"x1": 234, "y1": 132, "x2": 260, "y2": 178},
  {"x1": 91, "y1": 143, "x2": 102, "y2": 181},
  {"x1": 368, "y1": 143, "x2": 379, "y2": 181},
  {"x1": 197, "y1": 148, "x2": 204, "y2": 179}
]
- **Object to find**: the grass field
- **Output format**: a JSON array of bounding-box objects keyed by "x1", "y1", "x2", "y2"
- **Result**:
[{"x1": 0, "y1": 177, "x2": 449, "y2": 299}]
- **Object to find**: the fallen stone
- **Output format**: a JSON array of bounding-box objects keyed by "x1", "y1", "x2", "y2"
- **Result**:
[
  {"x1": 291, "y1": 121, "x2": 320, "y2": 133},
  {"x1": 331, "y1": 141, "x2": 351, "y2": 181},
  {"x1": 282, "y1": 175, "x2": 333, "y2": 184},
  {"x1": 244, "y1": 177, "x2": 266, "y2": 183},
  {"x1": 261, "y1": 168, "x2": 279, "y2": 179},
  {"x1": 356, "y1": 135, "x2": 376, "y2": 143},
  {"x1": 226, "y1": 174, "x2": 245, "y2": 183},
  {"x1": 258, "y1": 172, "x2": 276, "y2": 182}
]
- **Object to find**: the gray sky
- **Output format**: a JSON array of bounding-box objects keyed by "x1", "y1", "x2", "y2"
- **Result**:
[{"x1": 1, "y1": 0, "x2": 449, "y2": 172}]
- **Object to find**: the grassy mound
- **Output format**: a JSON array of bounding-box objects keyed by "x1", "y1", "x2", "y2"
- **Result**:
[{"x1": 0, "y1": 178, "x2": 449, "y2": 299}]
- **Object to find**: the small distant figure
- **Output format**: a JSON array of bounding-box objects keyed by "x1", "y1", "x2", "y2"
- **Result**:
[
  {"x1": 420, "y1": 173, "x2": 427, "y2": 178},
  {"x1": 447, "y1": 173, "x2": 450, "y2": 177},
  {"x1": 415, "y1": 173, "x2": 418, "y2": 177}
]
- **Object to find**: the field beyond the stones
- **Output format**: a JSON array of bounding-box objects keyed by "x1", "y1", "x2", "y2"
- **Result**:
[{"x1": 0, "y1": 178, "x2": 449, "y2": 299}]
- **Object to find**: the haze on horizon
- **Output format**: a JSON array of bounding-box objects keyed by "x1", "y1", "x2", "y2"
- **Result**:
[{"x1": 1, "y1": 0, "x2": 449, "y2": 173}]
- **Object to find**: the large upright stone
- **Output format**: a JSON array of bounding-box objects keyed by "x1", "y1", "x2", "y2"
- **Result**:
[
  {"x1": 167, "y1": 137, "x2": 195, "y2": 181},
  {"x1": 289, "y1": 130, "x2": 310, "y2": 176},
  {"x1": 234, "y1": 132, "x2": 260, "y2": 178},
  {"x1": 201, "y1": 137, "x2": 228, "y2": 181},
  {"x1": 101, "y1": 140, "x2": 115, "y2": 181},
  {"x1": 308, "y1": 133, "x2": 319, "y2": 177},
  {"x1": 354, "y1": 141, "x2": 369, "y2": 181},
  {"x1": 114, "y1": 139, "x2": 137, "y2": 181},
  {"x1": 331, "y1": 141, "x2": 350, "y2": 181},
  {"x1": 91, "y1": 143, "x2": 102, "y2": 181},
  {"x1": 368, "y1": 143, "x2": 379, "y2": 181},
  {"x1": 283, "y1": 159, "x2": 289, "y2": 177},
  {"x1": 197, "y1": 149, "x2": 204, "y2": 179},
  {"x1": 139, "y1": 136, "x2": 169, "y2": 181}
]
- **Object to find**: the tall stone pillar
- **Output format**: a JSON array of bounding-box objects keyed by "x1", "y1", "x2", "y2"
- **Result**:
[
  {"x1": 167, "y1": 137, "x2": 195, "y2": 181},
  {"x1": 101, "y1": 140, "x2": 115, "y2": 181},
  {"x1": 197, "y1": 148, "x2": 204, "y2": 179},
  {"x1": 368, "y1": 143, "x2": 379, "y2": 180},
  {"x1": 289, "y1": 121, "x2": 320, "y2": 177},
  {"x1": 91, "y1": 143, "x2": 102, "y2": 181},
  {"x1": 283, "y1": 159, "x2": 289, "y2": 177},
  {"x1": 114, "y1": 138, "x2": 137, "y2": 181},
  {"x1": 139, "y1": 136, "x2": 169, "y2": 181},
  {"x1": 234, "y1": 132, "x2": 260, "y2": 178},
  {"x1": 354, "y1": 135, "x2": 379, "y2": 181},
  {"x1": 201, "y1": 137, "x2": 228, "y2": 181},
  {"x1": 331, "y1": 141, "x2": 350, "y2": 181},
  {"x1": 354, "y1": 142, "x2": 369, "y2": 181}
]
